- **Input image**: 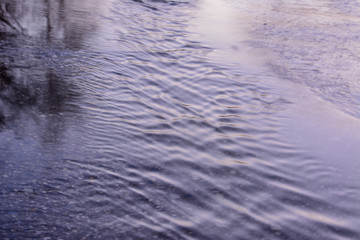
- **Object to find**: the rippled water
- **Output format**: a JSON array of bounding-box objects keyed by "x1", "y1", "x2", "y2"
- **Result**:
[{"x1": 1, "y1": 0, "x2": 360, "y2": 239}]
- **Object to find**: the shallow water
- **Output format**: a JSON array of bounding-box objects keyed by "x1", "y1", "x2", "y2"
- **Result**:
[{"x1": 1, "y1": 0, "x2": 359, "y2": 239}]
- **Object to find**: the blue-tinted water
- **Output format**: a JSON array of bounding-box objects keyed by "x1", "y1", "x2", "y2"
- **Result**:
[{"x1": 1, "y1": 0, "x2": 360, "y2": 239}]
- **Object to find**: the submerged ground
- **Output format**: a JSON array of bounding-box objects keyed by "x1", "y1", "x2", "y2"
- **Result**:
[{"x1": 1, "y1": 0, "x2": 360, "y2": 239}]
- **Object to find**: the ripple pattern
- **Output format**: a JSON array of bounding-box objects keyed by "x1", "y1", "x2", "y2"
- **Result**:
[{"x1": 1, "y1": 0, "x2": 360, "y2": 239}]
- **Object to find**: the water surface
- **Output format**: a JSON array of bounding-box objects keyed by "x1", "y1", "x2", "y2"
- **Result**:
[{"x1": 1, "y1": 0, "x2": 359, "y2": 239}]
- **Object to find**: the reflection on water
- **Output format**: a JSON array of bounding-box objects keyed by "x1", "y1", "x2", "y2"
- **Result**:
[
  {"x1": 243, "y1": 0, "x2": 360, "y2": 118},
  {"x1": 1, "y1": 0, "x2": 360, "y2": 239}
]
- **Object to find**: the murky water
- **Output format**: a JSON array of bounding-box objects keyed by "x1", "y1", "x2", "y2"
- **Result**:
[{"x1": 1, "y1": 0, "x2": 359, "y2": 239}]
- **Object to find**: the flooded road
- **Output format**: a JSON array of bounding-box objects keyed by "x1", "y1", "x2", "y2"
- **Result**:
[{"x1": 1, "y1": 0, "x2": 360, "y2": 239}]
